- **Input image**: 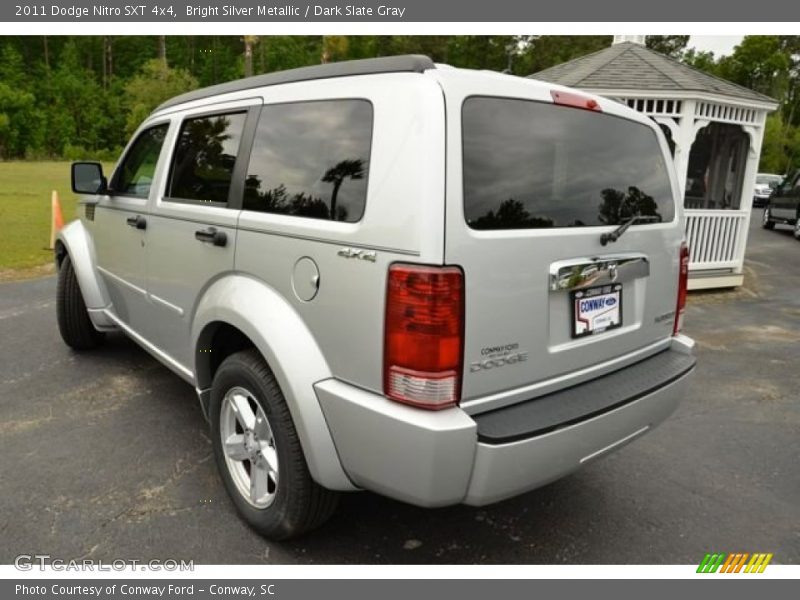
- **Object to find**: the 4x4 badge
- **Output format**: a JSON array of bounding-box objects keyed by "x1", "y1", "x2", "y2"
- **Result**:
[{"x1": 337, "y1": 247, "x2": 377, "y2": 262}]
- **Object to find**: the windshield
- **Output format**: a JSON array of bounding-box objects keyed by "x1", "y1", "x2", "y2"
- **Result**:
[
  {"x1": 756, "y1": 175, "x2": 782, "y2": 188},
  {"x1": 462, "y1": 96, "x2": 675, "y2": 230}
]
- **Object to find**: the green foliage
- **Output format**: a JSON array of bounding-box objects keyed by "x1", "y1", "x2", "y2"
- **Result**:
[
  {"x1": 516, "y1": 36, "x2": 612, "y2": 75},
  {"x1": 682, "y1": 48, "x2": 718, "y2": 73},
  {"x1": 124, "y1": 59, "x2": 198, "y2": 136},
  {"x1": 646, "y1": 35, "x2": 690, "y2": 58},
  {"x1": 1, "y1": 34, "x2": 798, "y2": 173},
  {"x1": 0, "y1": 83, "x2": 37, "y2": 159},
  {"x1": 760, "y1": 114, "x2": 800, "y2": 175},
  {"x1": 717, "y1": 36, "x2": 790, "y2": 99}
]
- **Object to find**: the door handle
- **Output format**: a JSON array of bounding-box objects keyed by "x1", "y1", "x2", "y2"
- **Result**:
[
  {"x1": 194, "y1": 227, "x2": 227, "y2": 247},
  {"x1": 126, "y1": 215, "x2": 147, "y2": 230}
]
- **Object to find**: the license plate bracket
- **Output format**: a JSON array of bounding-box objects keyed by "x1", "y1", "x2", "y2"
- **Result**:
[{"x1": 571, "y1": 283, "x2": 623, "y2": 338}]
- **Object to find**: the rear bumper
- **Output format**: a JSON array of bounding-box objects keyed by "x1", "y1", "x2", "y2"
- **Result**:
[{"x1": 316, "y1": 336, "x2": 695, "y2": 507}]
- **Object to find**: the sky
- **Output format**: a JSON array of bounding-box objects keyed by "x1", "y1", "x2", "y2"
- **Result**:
[{"x1": 687, "y1": 35, "x2": 744, "y2": 57}]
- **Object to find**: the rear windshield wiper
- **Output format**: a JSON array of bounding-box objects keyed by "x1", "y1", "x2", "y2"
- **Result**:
[{"x1": 600, "y1": 215, "x2": 661, "y2": 246}]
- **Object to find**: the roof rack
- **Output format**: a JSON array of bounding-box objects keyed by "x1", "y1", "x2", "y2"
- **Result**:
[{"x1": 154, "y1": 54, "x2": 436, "y2": 113}]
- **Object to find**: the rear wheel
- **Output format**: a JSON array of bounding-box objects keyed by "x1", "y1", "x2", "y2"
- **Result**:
[
  {"x1": 56, "y1": 254, "x2": 105, "y2": 350},
  {"x1": 762, "y1": 207, "x2": 774, "y2": 230},
  {"x1": 794, "y1": 219, "x2": 800, "y2": 240},
  {"x1": 210, "y1": 349, "x2": 339, "y2": 540}
]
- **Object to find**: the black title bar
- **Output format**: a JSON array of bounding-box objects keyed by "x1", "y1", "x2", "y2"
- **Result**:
[{"x1": 5, "y1": 0, "x2": 800, "y2": 22}]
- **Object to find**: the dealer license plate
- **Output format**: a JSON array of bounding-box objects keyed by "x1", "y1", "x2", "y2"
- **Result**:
[{"x1": 571, "y1": 283, "x2": 623, "y2": 338}]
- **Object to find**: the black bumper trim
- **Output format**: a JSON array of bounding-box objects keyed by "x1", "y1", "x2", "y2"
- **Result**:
[{"x1": 474, "y1": 348, "x2": 696, "y2": 444}]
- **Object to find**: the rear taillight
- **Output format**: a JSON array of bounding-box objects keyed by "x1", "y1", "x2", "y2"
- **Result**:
[
  {"x1": 551, "y1": 90, "x2": 601, "y2": 112},
  {"x1": 674, "y1": 242, "x2": 689, "y2": 335},
  {"x1": 384, "y1": 264, "x2": 464, "y2": 410}
]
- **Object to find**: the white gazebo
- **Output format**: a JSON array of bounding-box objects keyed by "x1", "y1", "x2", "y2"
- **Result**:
[{"x1": 531, "y1": 36, "x2": 779, "y2": 289}]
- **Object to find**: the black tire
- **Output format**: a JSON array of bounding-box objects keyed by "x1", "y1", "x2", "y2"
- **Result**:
[
  {"x1": 210, "y1": 349, "x2": 339, "y2": 540},
  {"x1": 762, "y1": 208, "x2": 774, "y2": 230},
  {"x1": 56, "y1": 255, "x2": 105, "y2": 350}
]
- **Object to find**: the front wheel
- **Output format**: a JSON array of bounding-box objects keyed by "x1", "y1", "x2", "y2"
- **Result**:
[
  {"x1": 56, "y1": 254, "x2": 105, "y2": 350},
  {"x1": 794, "y1": 219, "x2": 800, "y2": 240},
  {"x1": 762, "y1": 207, "x2": 775, "y2": 230},
  {"x1": 210, "y1": 349, "x2": 339, "y2": 540}
]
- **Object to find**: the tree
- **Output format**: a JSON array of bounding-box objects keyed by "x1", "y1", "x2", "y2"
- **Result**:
[
  {"x1": 45, "y1": 40, "x2": 106, "y2": 155},
  {"x1": 598, "y1": 187, "x2": 660, "y2": 225},
  {"x1": 124, "y1": 59, "x2": 198, "y2": 136},
  {"x1": 717, "y1": 36, "x2": 790, "y2": 98},
  {"x1": 157, "y1": 35, "x2": 167, "y2": 65},
  {"x1": 322, "y1": 159, "x2": 364, "y2": 220},
  {"x1": 321, "y1": 36, "x2": 349, "y2": 63},
  {"x1": 516, "y1": 36, "x2": 612, "y2": 75},
  {"x1": 682, "y1": 48, "x2": 718, "y2": 74},
  {"x1": 471, "y1": 199, "x2": 554, "y2": 229},
  {"x1": 0, "y1": 83, "x2": 38, "y2": 158},
  {"x1": 243, "y1": 35, "x2": 259, "y2": 77},
  {"x1": 646, "y1": 35, "x2": 690, "y2": 58}
]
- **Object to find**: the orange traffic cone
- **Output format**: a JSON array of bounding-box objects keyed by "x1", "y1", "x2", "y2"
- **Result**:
[{"x1": 49, "y1": 190, "x2": 64, "y2": 250}]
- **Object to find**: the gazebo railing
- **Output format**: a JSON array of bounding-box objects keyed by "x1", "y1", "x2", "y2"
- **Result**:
[{"x1": 684, "y1": 210, "x2": 748, "y2": 271}]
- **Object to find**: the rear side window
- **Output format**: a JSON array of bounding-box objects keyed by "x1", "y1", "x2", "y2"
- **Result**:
[
  {"x1": 243, "y1": 99, "x2": 372, "y2": 222},
  {"x1": 113, "y1": 124, "x2": 168, "y2": 198},
  {"x1": 462, "y1": 97, "x2": 674, "y2": 230},
  {"x1": 167, "y1": 112, "x2": 247, "y2": 204}
]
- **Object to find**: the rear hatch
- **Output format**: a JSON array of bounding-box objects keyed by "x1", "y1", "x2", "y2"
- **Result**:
[{"x1": 437, "y1": 72, "x2": 684, "y2": 413}]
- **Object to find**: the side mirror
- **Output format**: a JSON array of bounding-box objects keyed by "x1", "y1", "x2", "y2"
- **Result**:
[{"x1": 71, "y1": 162, "x2": 107, "y2": 195}]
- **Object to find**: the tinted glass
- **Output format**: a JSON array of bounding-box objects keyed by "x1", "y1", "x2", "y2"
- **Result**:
[
  {"x1": 243, "y1": 100, "x2": 372, "y2": 222},
  {"x1": 168, "y1": 112, "x2": 246, "y2": 204},
  {"x1": 114, "y1": 124, "x2": 168, "y2": 198},
  {"x1": 462, "y1": 97, "x2": 674, "y2": 230},
  {"x1": 756, "y1": 175, "x2": 781, "y2": 187}
]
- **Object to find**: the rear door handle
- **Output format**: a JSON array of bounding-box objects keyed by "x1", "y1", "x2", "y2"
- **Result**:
[
  {"x1": 195, "y1": 227, "x2": 227, "y2": 247},
  {"x1": 126, "y1": 215, "x2": 147, "y2": 230}
]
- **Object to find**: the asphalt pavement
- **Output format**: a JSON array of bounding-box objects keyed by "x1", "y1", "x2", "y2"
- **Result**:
[{"x1": 0, "y1": 211, "x2": 798, "y2": 564}]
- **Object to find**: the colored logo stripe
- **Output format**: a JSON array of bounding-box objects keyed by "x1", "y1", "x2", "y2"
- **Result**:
[
  {"x1": 697, "y1": 553, "x2": 773, "y2": 573},
  {"x1": 697, "y1": 553, "x2": 725, "y2": 573}
]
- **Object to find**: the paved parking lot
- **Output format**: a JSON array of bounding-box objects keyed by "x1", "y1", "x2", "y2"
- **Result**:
[{"x1": 1, "y1": 211, "x2": 798, "y2": 564}]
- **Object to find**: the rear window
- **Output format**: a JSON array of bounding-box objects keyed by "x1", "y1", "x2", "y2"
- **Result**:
[
  {"x1": 243, "y1": 99, "x2": 373, "y2": 222},
  {"x1": 462, "y1": 97, "x2": 675, "y2": 230}
]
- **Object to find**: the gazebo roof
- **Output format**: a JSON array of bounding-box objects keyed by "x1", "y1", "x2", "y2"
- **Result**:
[{"x1": 530, "y1": 42, "x2": 776, "y2": 105}]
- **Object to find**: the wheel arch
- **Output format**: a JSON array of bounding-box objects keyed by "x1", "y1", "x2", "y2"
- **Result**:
[
  {"x1": 55, "y1": 220, "x2": 117, "y2": 332},
  {"x1": 192, "y1": 274, "x2": 356, "y2": 492}
]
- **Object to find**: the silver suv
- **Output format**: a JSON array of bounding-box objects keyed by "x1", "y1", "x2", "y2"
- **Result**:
[{"x1": 58, "y1": 55, "x2": 696, "y2": 540}]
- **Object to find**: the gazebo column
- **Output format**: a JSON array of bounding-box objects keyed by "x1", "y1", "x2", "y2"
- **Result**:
[
  {"x1": 671, "y1": 100, "x2": 698, "y2": 201},
  {"x1": 735, "y1": 118, "x2": 767, "y2": 270}
]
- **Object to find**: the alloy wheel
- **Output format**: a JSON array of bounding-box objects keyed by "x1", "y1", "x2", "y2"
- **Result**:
[{"x1": 219, "y1": 386, "x2": 279, "y2": 508}]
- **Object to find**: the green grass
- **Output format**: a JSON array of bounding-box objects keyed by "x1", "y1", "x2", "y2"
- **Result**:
[{"x1": 0, "y1": 161, "x2": 114, "y2": 271}]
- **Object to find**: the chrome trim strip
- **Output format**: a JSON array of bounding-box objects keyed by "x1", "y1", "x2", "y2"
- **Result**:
[
  {"x1": 148, "y1": 292, "x2": 185, "y2": 317},
  {"x1": 103, "y1": 309, "x2": 194, "y2": 384},
  {"x1": 237, "y1": 225, "x2": 420, "y2": 256},
  {"x1": 96, "y1": 266, "x2": 147, "y2": 297},
  {"x1": 461, "y1": 337, "x2": 671, "y2": 415},
  {"x1": 549, "y1": 253, "x2": 650, "y2": 292},
  {"x1": 580, "y1": 425, "x2": 650, "y2": 464}
]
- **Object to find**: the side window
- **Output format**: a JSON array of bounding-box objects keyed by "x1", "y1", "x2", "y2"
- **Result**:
[
  {"x1": 113, "y1": 124, "x2": 169, "y2": 198},
  {"x1": 167, "y1": 112, "x2": 247, "y2": 204},
  {"x1": 243, "y1": 99, "x2": 373, "y2": 222}
]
